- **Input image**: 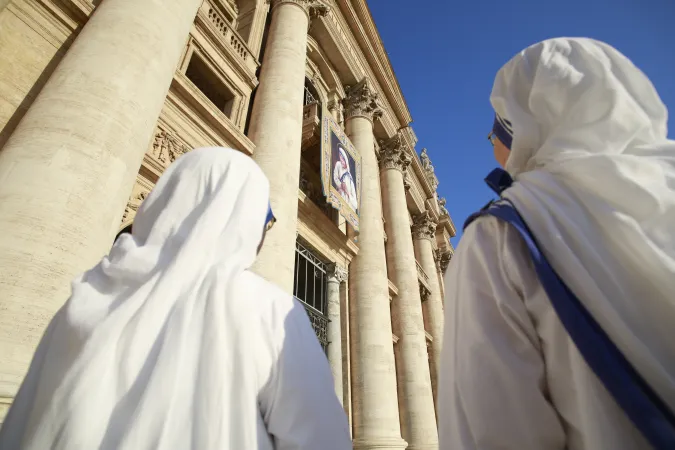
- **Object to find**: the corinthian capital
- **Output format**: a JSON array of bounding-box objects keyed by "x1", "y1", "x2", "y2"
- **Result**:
[
  {"x1": 412, "y1": 211, "x2": 438, "y2": 241},
  {"x1": 378, "y1": 131, "x2": 412, "y2": 173},
  {"x1": 327, "y1": 263, "x2": 348, "y2": 283},
  {"x1": 343, "y1": 79, "x2": 383, "y2": 122},
  {"x1": 270, "y1": 0, "x2": 330, "y2": 20}
]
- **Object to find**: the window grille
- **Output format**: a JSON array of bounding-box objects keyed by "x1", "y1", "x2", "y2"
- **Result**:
[
  {"x1": 293, "y1": 240, "x2": 329, "y2": 350},
  {"x1": 304, "y1": 85, "x2": 318, "y2": 106}
]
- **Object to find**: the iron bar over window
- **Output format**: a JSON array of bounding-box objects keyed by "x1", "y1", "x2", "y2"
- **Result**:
[{"x1": 293, "y1": 240, "x2": 329, "y2": 350}]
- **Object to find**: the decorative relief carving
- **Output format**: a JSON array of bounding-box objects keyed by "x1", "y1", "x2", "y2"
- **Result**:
[
  {"x1": 420, "y1": 148, "x2": 439, "y2": 190},
  {"x1": 412, "y1": 211, "x2": 438, "y2": 241},
  {"x1": 327, "y1": 263, "x2": 348, "y2": 283},
  {"x1": 378, "y1": 132, "x2": 412, "y2": 173},
  {"x1": 343, "y1": 79, "x2": 383, "y2": 122},
  {"x1": 152, "y1": 130, "x2": 189, "y2": 165},
  {"x1": 438, "y1": 197, "x2": 450, "y2": 217},
  {"x1": 122, "y1": 190, "x2": 149, "y2": 224},
  {"x1": 419, "y1": 282, "x2": 431, "y2": 303},
  {"x1": 270, "y1": 0, "x2": 330, "y2": 19}
]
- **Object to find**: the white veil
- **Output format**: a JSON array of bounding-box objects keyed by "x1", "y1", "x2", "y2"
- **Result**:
[
  {"x1": 0, "y1": 148, "x2": 277, "y2": 448},
  {"x1": 491, "y1": 38, "x2": 675, "y2": 412}
]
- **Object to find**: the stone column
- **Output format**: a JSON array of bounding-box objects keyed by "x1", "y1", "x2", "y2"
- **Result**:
[
  {"x1": 344, "y1": 79, "x2": 406, "y2": 450},
  {"x1": 0, "y1": 0, "x2": 202, "y2": 420},
  {"x1": 380, "y1": 133, "x2": 438, "y2": 449},
  {"x1": 248, "y1": 0, "x2": 329, "y2": 292},
  {"x1": 413, "y1": 213, "x2": 444, "y2": 412},
  {"x1": 327, "y1": 263, "x2": 347, "y2": 405}
]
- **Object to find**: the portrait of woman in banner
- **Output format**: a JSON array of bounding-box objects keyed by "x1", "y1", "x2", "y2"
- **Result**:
[{"x1": 331, "y1": 138, "x2": 359, "y2": 213}]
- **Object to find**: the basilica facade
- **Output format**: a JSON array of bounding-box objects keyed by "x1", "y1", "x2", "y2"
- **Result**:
[{"x1": 0, "y1": 0, "x2": 455, "y2": 448}]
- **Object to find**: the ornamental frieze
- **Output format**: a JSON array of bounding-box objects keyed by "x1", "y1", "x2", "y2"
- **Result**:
[
  {"x1": 121, "y1": 190, "x2": 148, "y2": 225},
  {"x1": 412, "y1": 211, "x2": 438, "y2": 241},
  {"x1": 152, "y1": 129, "x2": 189, "y2": 165},
  {"x1": 343, "y1": 79, "x2": 383, "y2": 122}
]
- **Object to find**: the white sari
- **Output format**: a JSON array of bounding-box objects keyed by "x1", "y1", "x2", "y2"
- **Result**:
[
  {"x1": 0, "y1": 148, "x2": 351, "y2": 450},
  {"x1": 439, "y1": 38, "x2": 675, "y2": 449}
]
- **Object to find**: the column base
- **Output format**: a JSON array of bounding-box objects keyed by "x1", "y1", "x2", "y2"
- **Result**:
[{"x1": 353, "y1": 437, "x2": 409, "y2": 450}]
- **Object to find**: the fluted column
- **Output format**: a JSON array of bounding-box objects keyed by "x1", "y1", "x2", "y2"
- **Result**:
[
  {"x1": 0, "y1": 0, "x2": 202, "y2": 420},
  {"x1": 249, "y1": 0, "x2": 329, "y2": 291},
  {"x1": 413, "y1": 213, "x2": 444, "y2": 413},
  {"x1": 380, "y1": 133, "x2": 438, "y2": 449},
  {"x1": 327, "y1": 263, "x2": 347, "y2": 405},
  {"x1": 345, "y1": 79, "x2": 406, "y2": 450}
]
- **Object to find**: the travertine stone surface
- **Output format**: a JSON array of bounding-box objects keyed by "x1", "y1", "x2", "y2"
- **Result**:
[
  {"x1": 413, "y1": 213, "x2": 444, "y2": 413},
  {"x1": 380, "y1": 133, "x2": 438, "y2": 449},
  {"x1": 249, "y1": 0, "x2": 328, "y2": 291},
  {"x1": 327, "y1": 263, "x2": 347, "y2": 405},
  {"x1": 345, "y1": 81, "x2": 406, "y2": 450},
  {"x1": 0, "y1": 0, "x2": 202, "y2": 421}
]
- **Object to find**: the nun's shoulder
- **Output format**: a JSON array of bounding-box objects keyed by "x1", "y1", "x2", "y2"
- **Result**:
[{"x1": 240, "y1": 270, "x2": 296, "y2": 310}]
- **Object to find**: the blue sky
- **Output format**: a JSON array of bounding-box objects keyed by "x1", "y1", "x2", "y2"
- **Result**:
[{"x1": 368, "y1": 0, "x2": 675, "y2": 245}]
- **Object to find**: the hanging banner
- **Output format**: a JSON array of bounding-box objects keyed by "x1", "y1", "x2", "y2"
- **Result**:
[{"x1": 320, "y1": 105, "x2": 361, "y2": 231}]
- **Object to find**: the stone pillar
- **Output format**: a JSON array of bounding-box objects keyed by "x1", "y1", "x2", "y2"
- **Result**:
[
  {"x1": 344, "y1": 79, "x2": 406, "y2": 450},
  {"x1": 249, "y1": 0, "x2": 328, "y2": 292},
  {"x1": 380, "y1": 133, "x2": 438, "y2": 449},
  {"x1": 327, "y1": 263, "x2": 347, "y2": 405},
  {"x1": 0, "y1": 0, "x2": 202, "y2": 420},
  {"x1": 413, "y1": 213, "x2": 444, "y2": 412}
]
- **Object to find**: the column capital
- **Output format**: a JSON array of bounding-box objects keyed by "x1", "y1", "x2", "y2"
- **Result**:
[
  {"x1": 343, "y1": 78, "x2": 383, "y2": 123},
  {"x1": 327, "y1": 263, "x2": 348, "y2": 283},
  {"x1": 378, "y1": 131, "x2": 412, "y2": 173},
  {"x1": 269, "y1": 0, "x2": 330, "y2": 21},
  {"x1": 440, "y1": 252, "x2": 452, "y2": 273},
  {"x1": 412, "y1": 211, "x2": 438, "y2": 241},
  {"x1": 435, "y1": 248, "x2": 453, "y2": 274}
]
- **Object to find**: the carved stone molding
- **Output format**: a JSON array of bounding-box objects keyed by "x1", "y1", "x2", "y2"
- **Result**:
[
  {"x1": 378, "y1": 131, "x2": 411, "y2": 173},
  {"x1": 438, "y1": 196, "x2": 450, "y2": 217},
  {"x1": 121, "y1": 190, "x2": 149, "y2": 224},
  {"x1": 434, "y1": 249, "x2": 442, "y2": 273},
  {"x1": 327, "y1": 263, "x2": 348, "y2": 284},
  {"x1": 152, "y1": 129, "x2": 189, "y2": 165},
  {"x1": 440, "y1": 251, "x2": 452, "y2": 274},
  {"x1": 420, "y1": 148, "x2": 439, "y2": 190},
  {"x1": 269, "y1": 0, "x2": 330, "y2": 20},
  {"x1": 412, "y1": 211, "x2": 438, "y2": 241},
  {"x1": 343, "y1": 79, "x2": 383, "y2": 123},
  {"x1": 403, "y1": 172, "x2": 411, "y2": 191},
  {"x1": 419, "y1": 282, "x2": 431, "y2": 303}
]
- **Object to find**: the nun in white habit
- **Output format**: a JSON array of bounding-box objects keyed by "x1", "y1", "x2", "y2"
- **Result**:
[
  {"x1": 438, "y1": 38, "x2": 675, "y2": 449},
  {"x1": 0, "y1": 147, "x2": 352, "y2": 450}
]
